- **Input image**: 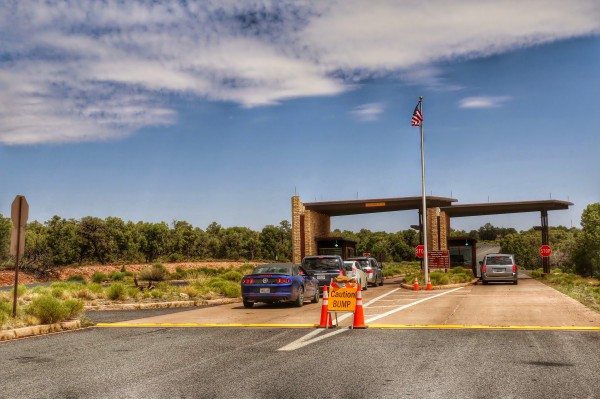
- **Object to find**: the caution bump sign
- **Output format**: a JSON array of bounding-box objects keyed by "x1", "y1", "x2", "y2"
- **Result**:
[{"x1": 327, "y1": 285, "x2": 357, "y2": 312}]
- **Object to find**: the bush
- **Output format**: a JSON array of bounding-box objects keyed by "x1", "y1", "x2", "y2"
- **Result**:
[
  {"x1": 62, "y1": 299, "x2": 84, "y2": 319},
  {"x1": 75, "y1": 288, "x2": 95, "y2": 300},
  {"x1": 51, "y1": 287, "x2": 67, "y2": 299},
  {"x1": 430, "y1": 271, "x2": 449, "y2": 285},
  {"x1": 139, "y1": 264, "x2": 168, "y2": 282},
  {"x1": 11, "y1": 285, "x2": 28, "y2": 298},
  {"x1": 91, "y1": 272, "x2": 108, "y2": 284},
  {"x1": 531, "y1": 268, "x2": 544, "y2": 278},
  {"x1": 107, "y1": 283, "x2": 127, "y2": 301},
  {"x1": 108, "y1": 271, "x2": 125, "y2": 281},
  {"x1": 27, "y1": 296, "x2": 69, "y2": 324},
  {"x1": 0, "y1": 301, "x2": 11, "y2": 326},
  {"x1": 221, "y1": 271, "x2": 243, "y2": 282},
  {"x1": 207, "y1": 278, "x2": 241, "y2": 298},
  {"x1": 67, "y1": 275, "x2": 86, "y2": 283},
  {"x1": 449, "y1": 267, "x2": 465, "y2": 274}
]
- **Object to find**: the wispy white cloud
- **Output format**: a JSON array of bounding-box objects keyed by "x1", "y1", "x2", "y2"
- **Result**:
[
  {"x1": 459, "y1": 96, "x2": 512, "y2": 109},
  {"x1": 0, "y1": 0, "x2": 598, "y2": 144},
  {"x1": 351, "y1": 103, "x2": 385, "y2": 122}
]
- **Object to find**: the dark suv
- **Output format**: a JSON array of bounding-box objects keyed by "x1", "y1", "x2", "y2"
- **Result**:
[
  {"x1": 347, "y1": 257, "x2": 384, "y2": 287},
  {"x1": 301, "y1": 255, "x2": 344, "y2": 289}
]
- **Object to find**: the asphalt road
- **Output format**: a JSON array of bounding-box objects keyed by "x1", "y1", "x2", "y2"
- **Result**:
[{"x1": 1, "y1": 326, "x2": 599, "y2": 398}]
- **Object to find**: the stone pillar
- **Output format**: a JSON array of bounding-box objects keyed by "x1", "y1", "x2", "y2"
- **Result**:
[
  {"x1": 291, "y1": 196, "x2": 305, "y2": 264},
  {"x1": 304, "y1": 210, "x2": 330, "y2": 257},
  {"x1": 439, "y1": 210, "x2": 450, "y2": 250},
  {"x1": 427, "y1": 207, "x2": 439, "y2": 250}
]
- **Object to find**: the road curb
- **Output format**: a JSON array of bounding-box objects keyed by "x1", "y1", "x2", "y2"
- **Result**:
[
  {"x1": 399, "y1": 278, "x2": 479, "y2": 290},
  {"x1": 84, "y1": 297, "x2": 242, "y2": 311},
  {"x1": 0, "y1": 319, "x2": 81, "y2": 342}
]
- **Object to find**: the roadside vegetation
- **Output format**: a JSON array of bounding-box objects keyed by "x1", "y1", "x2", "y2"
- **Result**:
[
  {"x1": 382, "y1": 261, "x2": 420, "y2": 277},
  {"x1": 0, "y1": 263, "x2": 254, "y2": 330},
  {"x1": 531, "y1": 269, "x2": 600, "y2": 313},
  {"x1": 403, "y1": 267, "x2": 475, "y2": 286}
]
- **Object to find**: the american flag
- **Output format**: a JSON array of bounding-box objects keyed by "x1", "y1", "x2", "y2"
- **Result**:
[{"x1": 411, "y1": 103, "x2": 423, "y2": 126}]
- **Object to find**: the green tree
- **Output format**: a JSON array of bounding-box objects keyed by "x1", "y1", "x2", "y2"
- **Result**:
[
  {"x1": 500, "y1": 232, "x2": 539, "y2": 269},
  {"x1": 0, "y1": 214, "x2": 12, "y2": 262},
  {"x1": 137, "y1": 222, "x2": 169, "y2": 262},
  {"x1": 572, "y1": 203, "x2": 600, "y2": 277},
  {"x1": 46, "y1": 216, "x2": 80, "y2": 265}
]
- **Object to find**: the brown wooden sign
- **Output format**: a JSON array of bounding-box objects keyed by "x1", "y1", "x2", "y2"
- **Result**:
[{"x1": 428, "y1": 250, "x2": 449, "y2": 269}]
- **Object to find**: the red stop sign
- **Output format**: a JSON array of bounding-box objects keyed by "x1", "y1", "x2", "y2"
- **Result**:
[
  {"x1": 415, "y1": 245, "x2": 425, "y2": 259},
  {"x1": 540, "y1": 245, "x2": 552, "y2": 257}
]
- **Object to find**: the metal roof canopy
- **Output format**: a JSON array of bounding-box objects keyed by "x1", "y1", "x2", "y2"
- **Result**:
[
  {"x1": 441, "y1": 200, "x2": 573, "y2": 218},
  {"x1": 303, "y1": 196, "x2": 457, "y2": 216}
]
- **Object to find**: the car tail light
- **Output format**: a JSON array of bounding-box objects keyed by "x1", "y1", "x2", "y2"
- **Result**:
[
  {"x1": 512, "y1": 265, "x2": 517, "y2": 273},
  {"x1": 243, "y1": 278, "x2": 254, "y2": 284},
  {"x1": 339, "y1": 270, "x2": 344, "y2": 276},
  {"x1": 277, "y1": 278, "x2": 291, "y2": 284},
  {"x1": 366, "y1": 270, "x2": 373, "y2": 274},
  {"x1": 482, "y1": 265, "x2": 486, "y2": 273}
]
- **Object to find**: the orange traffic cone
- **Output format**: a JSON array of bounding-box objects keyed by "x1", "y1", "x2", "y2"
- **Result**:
[
  {"x1": 353, "y1": 284, "x2": 367, "y2": 329},
  {"x1": 318, "y1": 285, "x2": 333, "y2": 328},
  {"x1": 425, "y1": 275, "x2": 433, "y2": 290},
  {"x1": 413, "y1": 276, "x2": 420, "y2": 291}
]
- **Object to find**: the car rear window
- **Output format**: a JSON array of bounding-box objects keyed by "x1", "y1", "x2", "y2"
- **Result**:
[
  {"x1": 485, "y1": 256, "x2": 513, "y2": 265},
  {"x1": 253, "y1": 265, "x2": 293, "y2": 275},
  {"x1": 349, "y1": 259, "x2": 369, "y2": 268},
  {"x1": 303, "y1": 258, "x2": 340, "y2": 271}
]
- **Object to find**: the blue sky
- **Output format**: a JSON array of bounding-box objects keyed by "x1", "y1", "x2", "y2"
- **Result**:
[{"x1": 0, "y1": 0, "x2": 599, "y2": 233}]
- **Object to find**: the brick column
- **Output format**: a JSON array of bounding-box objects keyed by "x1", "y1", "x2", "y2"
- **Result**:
[
  {"x1": 304, "y1": 210, "x2": 330, "y2": 257},
  {"x1": 291, "y1": 196, "x2": 305, "y2": 264}
]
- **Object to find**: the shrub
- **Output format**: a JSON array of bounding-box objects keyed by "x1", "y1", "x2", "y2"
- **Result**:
[
  {"x1": 120, "y1": 265, "x2": 127, "y2": 273},
  {"x1": 531, "y1": 268, "x2": 544, "y2": 278},
  {"x1": 108, "y1": 271, "x2": 125, "y2": 281},
  {"x1": 179, "y1": 285, "x2": 199, "y2": 298},
  {"x1": 139, "y1": 264, "x2": 168, "y2": 282},
  {"x1": 91, "y1": 272, "x2": 108, "y2": 284},
  {"x1": 67, "y1": 275, "x2": 86, "y2": 283},
  {"x1": 107, "y1": 283, "x2": 127, "y2": 301},
  {"x1": 27, "y1": 296, "x2": 69, "y2": 324},
  {"x1": 150, "y1": 290, "x2": 163, "y2": 299},
  {"x1": 51, "y1": 287, "x2": 67, "y2": 299},
  {"x1": 430, "y1": 271, "x2": 449, "y2": 285},
  {"x1": 75, "y1": 288, "x2": 95, "y2": 300},
  {"x1": 221, "y1": 271, "x2": 243, "y2": 282},
  {"x1": 87, "y1": 283, "x2": 105, "y2": 294},
  {"x1": 11, "y1": 285, "x2": 28, "y2": 298},
  {"x1": 450, "y1": 267, "x2": 465, "y2": 274},
  {"x1": 62, "y1": 299, "x2": 84, "y2": 319},
  {"x1": 207, "y1": 278, "x2": 241, "y2": 298},
  {"x1": 0, "y1": 301, "x2": 11, "y2": 326}
]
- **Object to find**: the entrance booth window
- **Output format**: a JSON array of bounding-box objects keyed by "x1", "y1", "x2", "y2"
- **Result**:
[
  {"x1": 315, "y1": 237, "x2": 356, "y2": 260},
  {"x1": 448, "y1": 237, "x2": 477, "y2": 275}
]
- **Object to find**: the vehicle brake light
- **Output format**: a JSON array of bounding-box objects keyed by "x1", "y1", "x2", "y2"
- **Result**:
[
  {"x1": 482, "y1": 265, "x2": 486, "y2": 273},
  {"x1": 243, "y1": 278, "x2": 254, "y2": 284},
  {"x1": 277, "y1": 278, "x2": 291, "y2": 284},
  {"x1": 366, "y1": 270, "x2": 373, "y2": 274},
  {"x1": 339, "y1": 270, "x2": 344, "y2": 276},
  {"x1": 512, "y1": 265, "x2": 517, "y2": 273}
]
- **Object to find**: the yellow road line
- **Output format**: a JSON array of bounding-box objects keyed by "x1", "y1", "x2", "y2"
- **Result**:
[
  {"x1": 367, "y1": 324, "x2": 600, "y2": 331},
  {"x1": 96, "y1": 322, "x2": 319, "y2": 328}
]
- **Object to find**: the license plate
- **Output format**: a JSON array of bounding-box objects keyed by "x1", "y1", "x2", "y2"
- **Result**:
[
  {"x1": 493, "y1": 268, "x2": 503, "y2": 273},
  {"x1": 316, "y1": 275, "x2": 326, "y2": 280},
  {"x1": 259, "y1": 288, "x2": 270, "y2": 293}
]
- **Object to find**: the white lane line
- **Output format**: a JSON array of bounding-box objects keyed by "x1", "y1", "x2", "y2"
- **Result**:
[
  {"x1": 278, "y1": 328, "x2": 349, "y2": 351},
  {"x1": 364, "y1": 287, "x2": 464, "y2": 324}
]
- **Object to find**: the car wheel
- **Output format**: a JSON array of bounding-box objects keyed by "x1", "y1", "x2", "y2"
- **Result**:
[
  {"x1": 513, "y1": 280, "x2": 518, "y2": 285},
  {"x1": 482, "y1": 280, "x2": 488, "y2": 285},
  {"x1": 243, "y1": 300, "x2": 253, "y2": 308},
  {"x1": 311, "y1": 288, "x2": 319, "y2": 303},
  {"x1": 295, "y1": 287, "x2": 304, "y2": 307}
]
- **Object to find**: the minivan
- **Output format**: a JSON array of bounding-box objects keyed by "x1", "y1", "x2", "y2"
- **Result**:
[{"x1": 480, "y1": 254, "x2": 518, "y2": 284}]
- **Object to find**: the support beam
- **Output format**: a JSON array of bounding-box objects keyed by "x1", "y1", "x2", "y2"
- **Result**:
[{"x1": 541, "y1": 210, "x2": 550, "y2": 274}]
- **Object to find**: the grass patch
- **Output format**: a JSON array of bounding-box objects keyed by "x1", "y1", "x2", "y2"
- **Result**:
[
  {"x1": 106, "y1": 283, "x2": 127, "y2": 301},
  {"x1": 66, "y1": 275, "x2": 86, "y2": 282},
  {"x1": 91, "y1": 272, "x2": 108, "y2": 284}
]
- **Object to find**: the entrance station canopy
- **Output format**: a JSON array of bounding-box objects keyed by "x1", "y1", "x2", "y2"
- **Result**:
[
  {"x1": 441, "y1": 200, "x2": 573, "y2": 218},
  {"x1": 304, "y1": 196, "x2": 457, "y2": 216}
]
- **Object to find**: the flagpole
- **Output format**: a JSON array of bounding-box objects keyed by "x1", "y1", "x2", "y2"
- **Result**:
[{"x1": 419, "y1": 96, "x2": 429, "y2": 285}]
